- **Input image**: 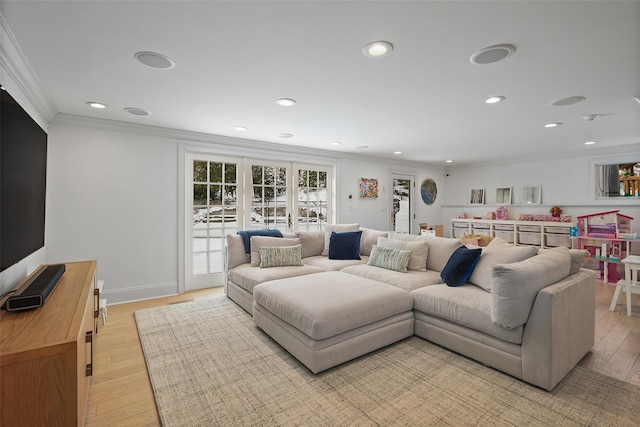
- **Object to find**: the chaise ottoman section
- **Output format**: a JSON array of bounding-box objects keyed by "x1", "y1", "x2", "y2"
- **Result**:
[{"x1": 252, "y1": 271, "x2": 414, "y2": 373}]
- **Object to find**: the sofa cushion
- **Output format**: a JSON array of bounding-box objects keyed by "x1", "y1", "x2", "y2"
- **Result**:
[
  {"x1": 491, "y1": 248, "x2": 571, "y2": 329},
  {"x1": 259, "y1": 245, "x2": 304, "y2": 268},
  {"x1": 367, "y1": 245, "x2": 412, "y2": 273},
  {"x1": 341, "y1": 264, "x2": 442, "y2": 292},
  {"x1": 538, "y1": 246, "x2": 589, "y2": 275},
  {"x1": 321, "y1": 223, "x2": 360, "y2": 256},
  {"x1": 253, "y1": 271, "x2": 413, "y2": 340},
  {"x1": 296, "y1": 230, "x2": 325, "y2": 258},
  {"x1": 228, "y1": 263, "x2": 326, "y2": 293},
  {"x1": 226, "y1": 234, "x2": 250, "y2": 269},
  {"x1": 468, "y1": 239, "x2": 538, "y2": 292},
  {"x1": 303, "y1": 255, "x2": 368, "y2": 271},
  {"x1": 389, "y1": 233, "x2": 461, "y2": 272},
  {"x1": 360, "y1": 228, "x2": 388, "y2": 256},
  {"x1": 440, "y1": 246, "x2": 482, "y2": 287},
  {"x1": 250, "y1": 236, "x2": 301, "y2": 266},
  {"x1": 328, "y1": 230, "x2": 362, "y2": 260},
  {"x1": 378, "y1": 237, "x2": 428, "y2": 272},
  {"x1": 412, "y1": 284, "x2": 524, "y2": 344}
]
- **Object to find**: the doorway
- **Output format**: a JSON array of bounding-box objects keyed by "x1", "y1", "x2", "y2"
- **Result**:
[{"x1": 391, "y1": 174, "x2": 414, "y2": 234}]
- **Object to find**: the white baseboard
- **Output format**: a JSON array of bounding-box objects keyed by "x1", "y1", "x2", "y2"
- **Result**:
[{"x1": 103, "y1": 281, "x2": 179, "y2": 305}]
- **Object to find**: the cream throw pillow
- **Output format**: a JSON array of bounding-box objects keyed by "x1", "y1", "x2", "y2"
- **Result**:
[
  {"x1": 250, "y1": 236, "x2": 301, "y2": 266},
  {"x1": 389, "y1": 233, "x2": 461, "y2": 272},
  {"x1": 360, "y1": 228, "x2": 388, "y2": 256},
  {"x1": 468, "y1": 237, "x2": 538, "y2": 292},
  {"x1": 377, "y1": 237, "x2": 428, "y2": 272}
]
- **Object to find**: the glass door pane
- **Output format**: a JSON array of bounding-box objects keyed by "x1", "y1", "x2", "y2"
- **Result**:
[
  {"x1": 294, "y1": 165, "x2": 331, "y2": 231},
  {"x1": 187, "y1": 155, "x2": 240, "y2": 290},
  {"x1": 249, "y1": 163, "x2": 290, "y2": 232}
]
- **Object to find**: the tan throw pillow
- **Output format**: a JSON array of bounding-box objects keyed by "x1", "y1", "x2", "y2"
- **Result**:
[
  {"x1": 377, "y1": 237, "x2": 428, "y2": 272},
  {"x1": 250, "y1": 236, "x2": 301, "y2": 266},
  {"x1": 321, "y1": 224, "x2": 360, "y2": 256},
  {"x1": 469, "y1": 243, "x2": 538, "y2": 292}
]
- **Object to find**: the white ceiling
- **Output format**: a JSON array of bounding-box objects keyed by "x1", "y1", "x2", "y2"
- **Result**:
[{"x1": 2, "y1": 1, "x2": 639, "y2": 165}]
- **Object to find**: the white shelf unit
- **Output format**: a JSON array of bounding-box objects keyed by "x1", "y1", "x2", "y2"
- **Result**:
[{"x1": 451, "y1": 218, "x2": 575, "y2": 249}]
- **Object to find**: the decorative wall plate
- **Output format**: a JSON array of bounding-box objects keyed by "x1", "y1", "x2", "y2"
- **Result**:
[{"x1": 420, "y1": 178, "x2": 437, "y2": 205}]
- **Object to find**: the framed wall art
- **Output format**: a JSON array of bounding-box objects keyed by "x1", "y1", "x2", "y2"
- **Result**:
[
  {"x1": 522, "y1": 185, "x2": 541, "y2": 204},
  {"x1": 495, "y1": 187, "x2": 512, "y2": 205},
  {"x1": 420, "y1": 178, "x2": 437, "y2": 205},
  {"x1": 470, "y1": 188, "x2": 485, "y2": 205},
  {"x1": 359, "y1": 177, "x2": 378, "y2": 198}
]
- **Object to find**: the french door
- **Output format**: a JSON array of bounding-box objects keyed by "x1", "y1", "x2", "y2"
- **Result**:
[
  {"x1": 186, "y1": 154, "x2": 241, "y2": 290},
  {"x1": 184, "y1": 154, "x2": 332, "y2": 290}
]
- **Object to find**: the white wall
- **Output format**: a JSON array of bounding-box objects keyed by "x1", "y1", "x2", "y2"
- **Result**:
[
  {"x1": 442, "y1": 148, "x2": 640, "y2": 237},
  {"x1": 46, "y1": 119, "x2": 445, "y2": 303},
  {"x1": 45, "y1": 123, "x2": 180, "y2": 303},
  {"x1": 336, "y1": 158, "x2": 446, "y2": 232}
]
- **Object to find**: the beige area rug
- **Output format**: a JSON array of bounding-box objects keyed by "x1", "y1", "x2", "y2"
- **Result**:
[{"x1": 135, "y1": 296, "x2": 638, "y2": 426}]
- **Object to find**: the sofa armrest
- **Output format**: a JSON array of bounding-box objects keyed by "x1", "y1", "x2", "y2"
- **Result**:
[{"x1": 521, "y1": 268, "x2": 595, "y2": 390}]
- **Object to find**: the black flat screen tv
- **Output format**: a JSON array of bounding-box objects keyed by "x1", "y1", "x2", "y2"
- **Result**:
[{"x1": 1, "y1": 86, "x2": 48, "y2": 272}]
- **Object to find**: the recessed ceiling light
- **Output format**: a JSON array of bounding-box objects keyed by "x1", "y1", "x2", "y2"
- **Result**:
[
  {"x1": 233, "y1": 126, "x2": 248, "y2": 131},
  {"x1": 445, "y1": 160, "x2": 453, "y2": 163},
  {"x1": 330, "y1": 142, "x2": 341, "y2": 146},
  {"x1": 86, "y1": 101, "x2": 107, "y2": 109},
  {"x1": 584, "y1": 141, "x2": 597, "y2": 145},
  {"x1": 363, "y1": 41, "x2": 393, "y2": 58},
  {"x1": 278, "y1": 133, "x2": 294, "y2": 138},
  {"x1": 124, "y1": 107, "x2": 150, "y2": 116},
  {"x1": 394, "y1": 151, "x2": 402, "y2": 154},
  {"x1": 0, "y1": 86, "x2": 6, "y2": 91},
  {"x1": 484, "y1": 96, "x2": 505, "y2": 104},
  {"x1": 551, "y1": 96, "x2": 585, "y2": 106},
  {"x1": 275, "y1": 98, "x2": 296, "y2": 107},
  {"x1": 134, "y1": 51, "x2": 175, "y2": 69},
  {"x1": 470, "y1": 44, "x2": 516, "y2": 65},
  {"x1": 544, "y1": 122, "x2": 562, "y2": 128},
  {"x1": 355, "y1": 145, "x2": 369, "y2": 149}
]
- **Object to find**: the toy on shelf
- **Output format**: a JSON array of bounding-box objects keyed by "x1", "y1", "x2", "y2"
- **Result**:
[
  {"x1": 573, "y1": 210, "x2": 635, "y2": 283},
  {"x1": 576, "y1": 210, "x2": 632, "y2": 238}
]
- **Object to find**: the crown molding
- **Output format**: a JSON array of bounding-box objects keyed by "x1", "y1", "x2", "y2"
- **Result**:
[
  {"x1": 0, "y1": 13, "x2": 57, "y2": 122},
  {"x1": 51, "y1": 113, "x2": 445, "y2": 171}
]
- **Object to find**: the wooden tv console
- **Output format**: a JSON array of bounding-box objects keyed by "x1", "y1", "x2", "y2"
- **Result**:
[{"x1": 0, "y1": 260, "x2": 98, "y2": 426}]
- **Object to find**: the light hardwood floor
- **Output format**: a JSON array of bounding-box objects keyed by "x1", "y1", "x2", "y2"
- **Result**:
[{"x1": 85, "y1": 282, "x2": 640, "y2": 426}]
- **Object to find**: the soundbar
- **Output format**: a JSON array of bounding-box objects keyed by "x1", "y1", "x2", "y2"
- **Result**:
[{"x1": 2, "y1": 264, "x2": 66, "y2": 312}]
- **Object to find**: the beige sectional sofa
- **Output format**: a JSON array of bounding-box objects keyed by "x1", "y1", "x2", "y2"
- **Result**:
[{"x1": 224, "y1": 226, "x2": 595, "y2": 391}]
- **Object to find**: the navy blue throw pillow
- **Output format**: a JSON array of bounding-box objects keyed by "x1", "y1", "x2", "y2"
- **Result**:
[
  {"x1": 441, "y1": 246, "x2": 482, "y2": 287},
  {"x1": 328, "y1": 230, "x2": 362, "y2": 260}
]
